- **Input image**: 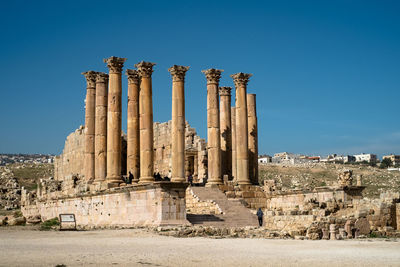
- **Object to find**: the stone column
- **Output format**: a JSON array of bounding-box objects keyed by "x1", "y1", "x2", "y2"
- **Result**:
[
  {"x1": 104, "y1": 56, "x2": 126, "y2": 186},
  {"x1": 231, "y1": 73, "x2": 252, "y2": 185},
  {"x1": 168, "y1": 65, "x2": 189, "y2": 183},
  {"x1": 330, "y1": 224, "x2": 337, "y2": 240},
  {"x1": 193, "y1": 154, "x2": 198, "y2": 181},
  {"x1": 185, "y1": 155, "x2": 191, "y2": 179},
  {"x1": 94, "y1": 72, "x2": 109, "y2": 183},
  {"x1": 126, "y1": 69, "x2": 140, "y2": 183},
  {"x1": 219, "y1": 86, "x2": 232, "y2": 179},
  {"x1": 247, "y1": 93, "x2": 258, "y2": 185},
  {"x1": 202, "y1": 69, "x2": 223, "y2": 186},
  {"x1": 135, "y1": 61, "x2": 156, "y2": 183},
  {"x1": 82, "y1": 71, "x2": 97, "y2": 182},
  {"x1": 231, "y1": 107, "x2": 237, "y2": 183}
]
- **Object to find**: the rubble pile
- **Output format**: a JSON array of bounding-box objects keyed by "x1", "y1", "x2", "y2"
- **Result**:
[{"x1": 0, "y1": 167, "x2": 21, "y2": 210}]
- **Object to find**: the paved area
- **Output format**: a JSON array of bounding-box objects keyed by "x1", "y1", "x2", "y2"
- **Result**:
[{"x1": 0, "y1": 228, "x2": 399, "y2": 266}]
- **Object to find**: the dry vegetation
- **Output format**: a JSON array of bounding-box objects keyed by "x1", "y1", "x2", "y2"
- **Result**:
[
  {"x1": 259, "y1": 163, "x2": 400, "y2": 198},
  {"x1": 7, "y1": 163, "x2": 53, "y2": 191}
]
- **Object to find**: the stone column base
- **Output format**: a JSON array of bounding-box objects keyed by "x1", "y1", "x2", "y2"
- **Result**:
[
  {"x1": 206, "y1": 182, "x2": 222, "y2": 188},
  {"x1": 139, "y1": 177, "x2": 155, "y2": 184},
  {"x1": 172, "y1": 177, "x2": 186, "y2": 183}
]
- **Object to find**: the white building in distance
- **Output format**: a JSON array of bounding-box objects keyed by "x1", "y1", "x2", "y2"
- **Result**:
[{"x1": 354, "y1": 153, "x2": 377, "y2": 163}]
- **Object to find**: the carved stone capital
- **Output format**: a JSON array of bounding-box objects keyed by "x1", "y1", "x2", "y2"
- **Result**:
[
  {"x1": 103, "y1": 56, "x2": 126, "y2": 74},
  {"x1": 219, "y1": 86, "x2": 232, "y2": 96},
  {"x1": 202, "y1": 68, "x2": 223, "y2": 84},
  {"x1": 168, "y1": 65, "x2": 190, "y2": 82},
  {"x1": 230, "y1": 72, "x2": 252, "y2": 88},
  {"x1": 126, "y1": 69, "x2": 141, "y2": 84},
  {"x1": 134, "y1": 61, "x2": 156, "y2": 78},
  {"x1": 95, "y1": 72, "x2": 109, "y2": 83},
  {"x1": 82, "y1": 71, "x2": 97, "y2": 88}
]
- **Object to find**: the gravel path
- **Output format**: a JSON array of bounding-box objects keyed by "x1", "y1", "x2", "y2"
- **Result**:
[{"x1": 0, "y1": 228, "x2": 399, "y2": 267}]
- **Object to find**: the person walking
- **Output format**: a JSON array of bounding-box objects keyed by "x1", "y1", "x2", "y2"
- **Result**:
[{"x1": 256, "y1": 208, "x2": 264, "y2": 227}]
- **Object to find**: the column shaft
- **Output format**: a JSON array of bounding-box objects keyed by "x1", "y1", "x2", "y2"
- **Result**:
[
  {"x1": 136, "y1": 61, "x2": 156, "y2": 183},
  {"x1": 193, "y1": 154, "x2": 198, "y2": 180},
  {"x1": 169, "y1": 65, "x2": 189, "y2": 182},
  {"x1": 231, "y1": 107, "x2": 237, "y2": 183},
  {"x1": 104, "y1": 56, "x2": 126, "y2": 186},
  {"x1": 126, "y1": 69, "x2": 140, "y2": 183},
  {"x1": 219, "y1": 87, "x2": 232, "y2": 178},
  {"x1": 82, "y1": 71, "x2": 97, "y2": 182},
  {"x1": 231, "y1": 73, "x2": 252, "y2": 185},
  {"x1": 202, "y1": 69, "x2": 223, "y2": 186},
  {"x1": 247, "y1": 93, "x2": 258, "y2": 185},
  {"x1": 94, "y1": 73, "x2": 108, "y2": 182}
]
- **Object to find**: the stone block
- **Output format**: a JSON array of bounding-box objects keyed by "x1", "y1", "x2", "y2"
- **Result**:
[{"x1": 355, "y1": 217, "x2": 370, "y2": 235}]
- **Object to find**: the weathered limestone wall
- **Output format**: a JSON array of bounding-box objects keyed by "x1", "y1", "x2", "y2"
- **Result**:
[
  {"x1": 22, "y1": 183, "x2": 189, "y2": 227},
  {"x1": 267, "y1": 189, "x2": 347, "y2": 210},
  {"x1": 264, "y1": 215, "x2": 315, "y2": 232},
  {"x1": 54, "y1": 126, "x2": 85, "y2": 181},
  {"x1": 153, "y1": 121, "x2": 206, "y2": 180},
  {"x1": 185, "y1": 187, "x2": 223, "y2": 215},
  {"x1": 55, "y1": 121, "x2": 206, "y2": 183},
  {"x1": 351, "y1": 193, "x2": 399, "y2": 230}
]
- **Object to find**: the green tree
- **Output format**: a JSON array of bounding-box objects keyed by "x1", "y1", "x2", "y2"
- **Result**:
[{"x1": 380, "y1": 158, "x2": 393, "y2": 169}]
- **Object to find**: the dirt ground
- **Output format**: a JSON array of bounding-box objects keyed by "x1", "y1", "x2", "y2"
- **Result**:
[{"x1": 0, "y1": 228, "x2": 399, "y2": 267}]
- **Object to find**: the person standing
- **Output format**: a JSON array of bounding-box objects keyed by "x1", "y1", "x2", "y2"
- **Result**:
[{"x1": 256, "y1": 208, "x2": 264, "y2": 227}]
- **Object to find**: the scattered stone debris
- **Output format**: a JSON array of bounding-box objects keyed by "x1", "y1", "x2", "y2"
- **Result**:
[{"x1": 0, "y1": 167, "x2": 21, "y2": 210}]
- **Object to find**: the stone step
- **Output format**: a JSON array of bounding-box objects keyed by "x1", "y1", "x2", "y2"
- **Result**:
[{"x1": 188, "y1": 186, "x2": 258, "y2": 227}]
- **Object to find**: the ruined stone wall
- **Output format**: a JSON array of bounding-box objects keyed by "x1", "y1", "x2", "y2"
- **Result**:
[
  {"x1": 22, "y1": 183, "x2": 189, "y2": 227},
  {"x1": 351, "y1": 192, "x2": 399, "y2": 231},
  {"x1": 264, "y1": 214, "x2": 315, "y2": 232},
  {"x1": 267, "y1": 190, "x2": 344, "y2": 210},
  {"x1": 153, "y1": 121, "x2": 206, "y2": 180},
  {"x1": 55, "y1": 121, "x2": 206, "y2": 182},
  {"x1": 54, "y1": 126, "x2": 85, "y2": 181}
]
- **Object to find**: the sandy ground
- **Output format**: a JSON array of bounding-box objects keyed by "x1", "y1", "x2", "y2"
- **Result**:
[{"x1": 0, "y1": 228, "x2": 399, "y2": 267}]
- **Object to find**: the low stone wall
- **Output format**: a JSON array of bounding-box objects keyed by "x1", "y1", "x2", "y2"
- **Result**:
[
  {"x1": 22, "y1": 182, "x2": 189, "y2": 227},
  {"x1": 267, "y1": 187, "x2": 364, "y2": 210},
  {"x1": 264, "y1": 215, "x2": 316, "y2": 232},
  {"x1": 185, "y1": 188, "x2": 223, "y2": 214}
]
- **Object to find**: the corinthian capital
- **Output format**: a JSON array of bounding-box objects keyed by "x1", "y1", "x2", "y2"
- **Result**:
[
  {"x1": 134, "y1": 61, "x2": 156, "y2": 78},
  {"x1": 219, "y1": 86, "x2": 232, "y2": 96},
  {"x1": 230, "y1": 72, "x2": 252, "y2": 88},
  {"x1": 126, "y1": 69, "x2": 141, "y2": 84},
  {"x1": 202, "y1": 68, "x2": 223, "y2": 84},
  {"x1": 168, "y1": 65, "x2": 190, "y2": 82},
  {"x1": 95, "y1": 72, "x2": 109, "y2": 83},
  {"x1": 82, "y1": 71, "x2": 97, "y2": 88},
  {"x1": 103, "y1": 56, "x2": 126, "y2": 74}
]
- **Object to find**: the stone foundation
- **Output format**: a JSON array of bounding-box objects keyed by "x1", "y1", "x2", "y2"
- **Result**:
[{"x1": 22, "y1": 182, "x2": 189, "y2": 227}]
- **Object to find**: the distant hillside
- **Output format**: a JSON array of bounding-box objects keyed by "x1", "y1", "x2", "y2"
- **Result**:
[
  {"x1": 5, "y1": 163, "x2": 54, "y2": 191},
  {"x1": 259, "y1": 163, "x2": 400, "y2": 198}
]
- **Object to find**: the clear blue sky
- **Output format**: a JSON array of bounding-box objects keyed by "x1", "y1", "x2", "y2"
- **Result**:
[{"x1": 0, "y1": 0, "x2": 399, "y2": 158}]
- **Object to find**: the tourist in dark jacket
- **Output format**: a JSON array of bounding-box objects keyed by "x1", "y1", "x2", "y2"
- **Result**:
[{"x1": 256, "y1": 208, "x2": 264, "y2": 227}]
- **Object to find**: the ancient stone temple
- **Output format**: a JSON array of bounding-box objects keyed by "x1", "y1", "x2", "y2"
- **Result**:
[
  {"x1": 21, "y1": 56, "x2": 396, "y2": 239},
  {"x1": 22, "y1": 56, "x2": 263, "y2": 229}
]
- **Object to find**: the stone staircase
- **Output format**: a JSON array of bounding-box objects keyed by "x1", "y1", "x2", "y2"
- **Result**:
[
  {"x1": 219, "y1": 183, "x2": 268, "y2": 210},
  {"x1": 187, "y1": 186, "x2": 259, "y2": 227}
]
